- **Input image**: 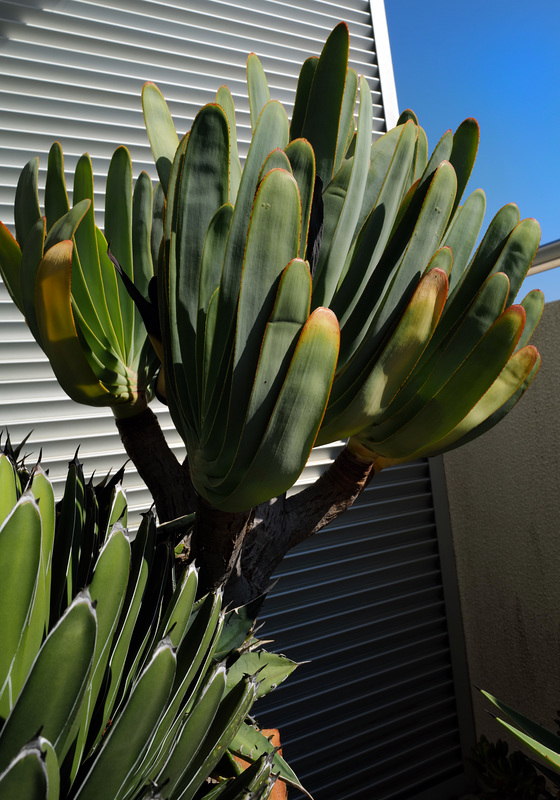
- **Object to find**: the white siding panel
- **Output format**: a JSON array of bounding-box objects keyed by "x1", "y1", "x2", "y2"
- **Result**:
[
  {"x1": 0, "y1": 0, "x2": 388, "y2": 516},
  {"x1": 259, "y1": 461, "x2": 468, "y2": 800},
  {"x1": 0, "y1": 5, "x2": 471, "y2": 799}
]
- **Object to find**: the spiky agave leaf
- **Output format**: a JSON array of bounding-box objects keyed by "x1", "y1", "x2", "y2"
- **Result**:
[{"x1": 0, "y1": 447, "x2": 302, "y2": 799}]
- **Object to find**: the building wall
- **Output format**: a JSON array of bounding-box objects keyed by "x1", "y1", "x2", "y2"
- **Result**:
[
  {"x1": 443, "y1": 298, "x2": 560, "y2": 742},
  {"x1": 0, "y1": 5, "x2": 476, "y2": 795},
  {"x1": 0, "y1": 0, "x2": 390, "y2": 517}
]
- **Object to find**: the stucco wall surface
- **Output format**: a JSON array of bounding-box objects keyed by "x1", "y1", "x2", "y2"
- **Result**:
[{"x1": 443, "y1": 298, "x2": 560, "y2": 742}]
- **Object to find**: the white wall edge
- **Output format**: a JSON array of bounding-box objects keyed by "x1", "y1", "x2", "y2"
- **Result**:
[
  {"x1": 528, "y1": 239, "x2": 560, "y2": 275},
  {"x1": 369, "y1": 0, "x2": 400, "y2": 128}
]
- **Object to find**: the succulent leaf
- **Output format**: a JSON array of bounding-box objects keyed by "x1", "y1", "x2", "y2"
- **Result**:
[
  {"x1": 169, "y1": 675, "x2": 257, "y2": 800},
  {"x1": 0, "y1": 738, "x2": 49, "y2": 800},
  {"x1": 299, "y1": 22, "x2": 350, "y2": 184},
  {"x1": 312, "y1": 74, "x2": 373, "y2": 308},
  {"x1": 153, "y1": 663, "x2": 228, "y2": 795},
  {"x1": 142, "y1": 82, "x2": 180, "y2": 196},
  {"x1": 225, "y1": 650, "x2": 298, "y2": 699},
  {"x1": 230, "y1": 722, "x2": 311, "y2": 798},
  {"x1": 247, "y1": 53, "x2": 271, "y2": 133},
  {"x1": 34, "y1": 241, "x2": 114, "y2": 407},
  {"x1": 0, "y1": 591, "x2": 97, "y2": 771},
  {"x1": 442, "y1": 188, "x2": 487, "y2": 294},
  {"x1": 67, "y1": 527, "x2": 131, "y2": 775},
  {"x1": 0, "y1": 494, "x2": 42, "y2": 719},
  {"x1": 0, "y1": 223, "x2": 23, "y2": 310},
  {"x1": 19, "y1": 216, "x2": 47, "y2": 343},
  {"x1": 45, "y1": 143, "x2": 70, "y2": 230},
  {"x1": 14, "y1": 157, "x2": 41, "y2": 247},
  {"x1": 285, "y1": 138, "x2": 316, "y2": 260},
  {"x1": 216, "y1": 85, "x2": 242, "y2": 203},
  {"x1": 289, "y1": 56, "x2": 318, "y2": 141},
  {"x1": 71, "y1": 640, "x2": 176, "y2": 800},
  {"x1": 449, "y1": 117, "x2": 480, "y2": 216}
]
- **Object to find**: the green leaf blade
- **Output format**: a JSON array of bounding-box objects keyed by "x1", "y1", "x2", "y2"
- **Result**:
[
  {"x1": 0, "y1": 591, "x2": 97, "y2": 771},
  {"x1": 45, "y1": 143, "x2": 70, "y2": 231},
  {"x1": 210, "y1": 307, "x2": 339, "y2": 512},
  {"x1": 300, "y1": 22, "x2": 350, "y2": 184},
  {"x1": 14, "y1": 157, "x2": 41, "y2": 248},
  {"x1": 0, "y1": 496, "x2": 42, "y2": 719},
  {"x1": 72, "y1": 640, "x2": 176, "y2": 800},
  {"x1": 247, "y1": 53, "x2": 271, "y2": 133},
  {"x1": 105, "y1": 147, "x2": 134, "y2": 361},
  {"x1": 312, "y1": 74, "x2": 373, "y2": 308},
  {"x1": 142, "y1": 82, "x2": 180, "y2": 196}
]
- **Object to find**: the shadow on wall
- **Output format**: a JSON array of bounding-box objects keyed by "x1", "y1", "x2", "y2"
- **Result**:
[
  {"x1": 443, "y1": 298, "x2": 560, "y2": 745},
  {"x1": 0, "y1": 0, "x2": 49, "y2": 43}
]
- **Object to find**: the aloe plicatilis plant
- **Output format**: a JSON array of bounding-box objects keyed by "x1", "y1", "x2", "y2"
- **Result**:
[{"x1": 0, "y1": 23, "x2": 543, "y2": 604}]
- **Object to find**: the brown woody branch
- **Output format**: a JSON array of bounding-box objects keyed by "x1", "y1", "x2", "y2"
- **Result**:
[
  {"x1": 191, "y1": 499, "x2": 254, "y2": 592},
  {"x1": 283, "y1": 444, "x2": 376, "y2": 545},
  {"x1": 225, "y1": 445, "x2": 376, "y2": 606},
  {"x1": 114, "y1": 412, "x2": 376, "y2": 606},
  {"x1": 115, "y1": 407, "x2": 196, "y2": 522}
]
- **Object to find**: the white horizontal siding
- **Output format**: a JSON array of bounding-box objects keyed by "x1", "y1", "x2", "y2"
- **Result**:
[
  {"x1": 0, "y1": 5, "x2": 471, "y2": 799},
  {"x1": 0, "y1": 0, "x2": 389, "y2": 519},
  {"x1": 259, "y1": 461, "x2": 466, "y2": 800}
]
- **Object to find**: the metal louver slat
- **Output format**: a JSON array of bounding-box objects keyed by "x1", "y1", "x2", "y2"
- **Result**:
[
  {"x1": 0, "y1": 3, "x2": 474, "y2": 798},
  {"x1": 0, "y1": 0, "x2": 383, "y2": 518},
  {"x1": 0, "y1": 0, "x2": 383, "y2": 217},
  {"x1": 258, "y1": 460, "x2": 470, "y2": 800}
]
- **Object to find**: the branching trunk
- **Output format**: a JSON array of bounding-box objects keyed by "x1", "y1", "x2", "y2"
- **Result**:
[
  {"x1": 116, "y1": 410, "x2": 376, "y2": 607},
  {"x1": 191, "y1": 499, "x2": 254, "y2": 594},
  {"x1": 224, "y1": 447, "x2": 376, "y2": 606},
  {"x1": 115, "y1": 408, "x2": 196, "y2": 521}
]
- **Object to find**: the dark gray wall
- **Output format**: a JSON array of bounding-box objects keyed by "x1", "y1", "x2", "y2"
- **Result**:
[
  {"x1": 444, "y1": 299, "x2": 560, "y2": 743},
  {"x1": 259, "y1": 459, "x2": 472, "y2": 800}
]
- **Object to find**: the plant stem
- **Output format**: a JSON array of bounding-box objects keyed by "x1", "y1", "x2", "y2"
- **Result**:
[
  {"x1": 115, "y1": 407, "x2": 196, "y2": 522},
  {"x1": 115, "y1": 412, "x2": 376, "y2": 606}
]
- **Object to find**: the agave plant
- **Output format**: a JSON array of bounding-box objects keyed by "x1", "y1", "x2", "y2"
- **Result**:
[
  {"x1": 0, "y1": 440, "x2": 304, "y2": 800},
  {"x1": 481, "y1": 692, "x2": 560, "y2": 796},
  {"x1": 0, "y1": 22, "x2": 544, "y2": 601}
]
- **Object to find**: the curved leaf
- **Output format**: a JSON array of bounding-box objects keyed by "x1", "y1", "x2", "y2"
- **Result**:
[
  {"x1": 72, "y1": 639, "x2": 176, "y2": 800},
  {"x1": 0, "y1": 591, "x2": 97, "y2": 770},
  {"x1": 34, "y1": 240, "x2": 114, "y2": 407},
  {"x1": 142, "y1": 82, "x2": 180, "y2": 195},
  {"x1": 247, "y1": 53, "x2": 271, "y2": 133},
  {"x1": 14, "y1": 157, "x2": 41, "y2": 247}
]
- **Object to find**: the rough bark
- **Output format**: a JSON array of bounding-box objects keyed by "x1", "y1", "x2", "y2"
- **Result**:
[
  {"x1": 191, "y1": 499, "x2": 254, "y2": 592},
  {"x1": 115, "y1": 407, "x2": 196, "y2": 522},
  {"x1": 116, "y1": 410, "x2": 376, "y2": 607},
  {"x1": 224, "y1": 446, "x2": 376, "y2": 606}
]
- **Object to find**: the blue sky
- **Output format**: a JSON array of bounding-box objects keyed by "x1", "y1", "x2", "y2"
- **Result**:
[{"x1": 384, "y1": 1, "x2": 560, "y2": 302}]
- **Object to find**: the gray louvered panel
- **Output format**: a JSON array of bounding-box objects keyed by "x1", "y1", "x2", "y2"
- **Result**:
[
  {"x1": 0, "y1": 4, "x2": 473, "y2": 798},
  {"x1": 0, "y1": 0, "x2": 387, "y2": 521},
  {"x1": 257, "y1": 460, "x2": 466, "y2": 799},
  {"x1": 0, "y1": 0, "x2": 384, "y2": 223}
]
